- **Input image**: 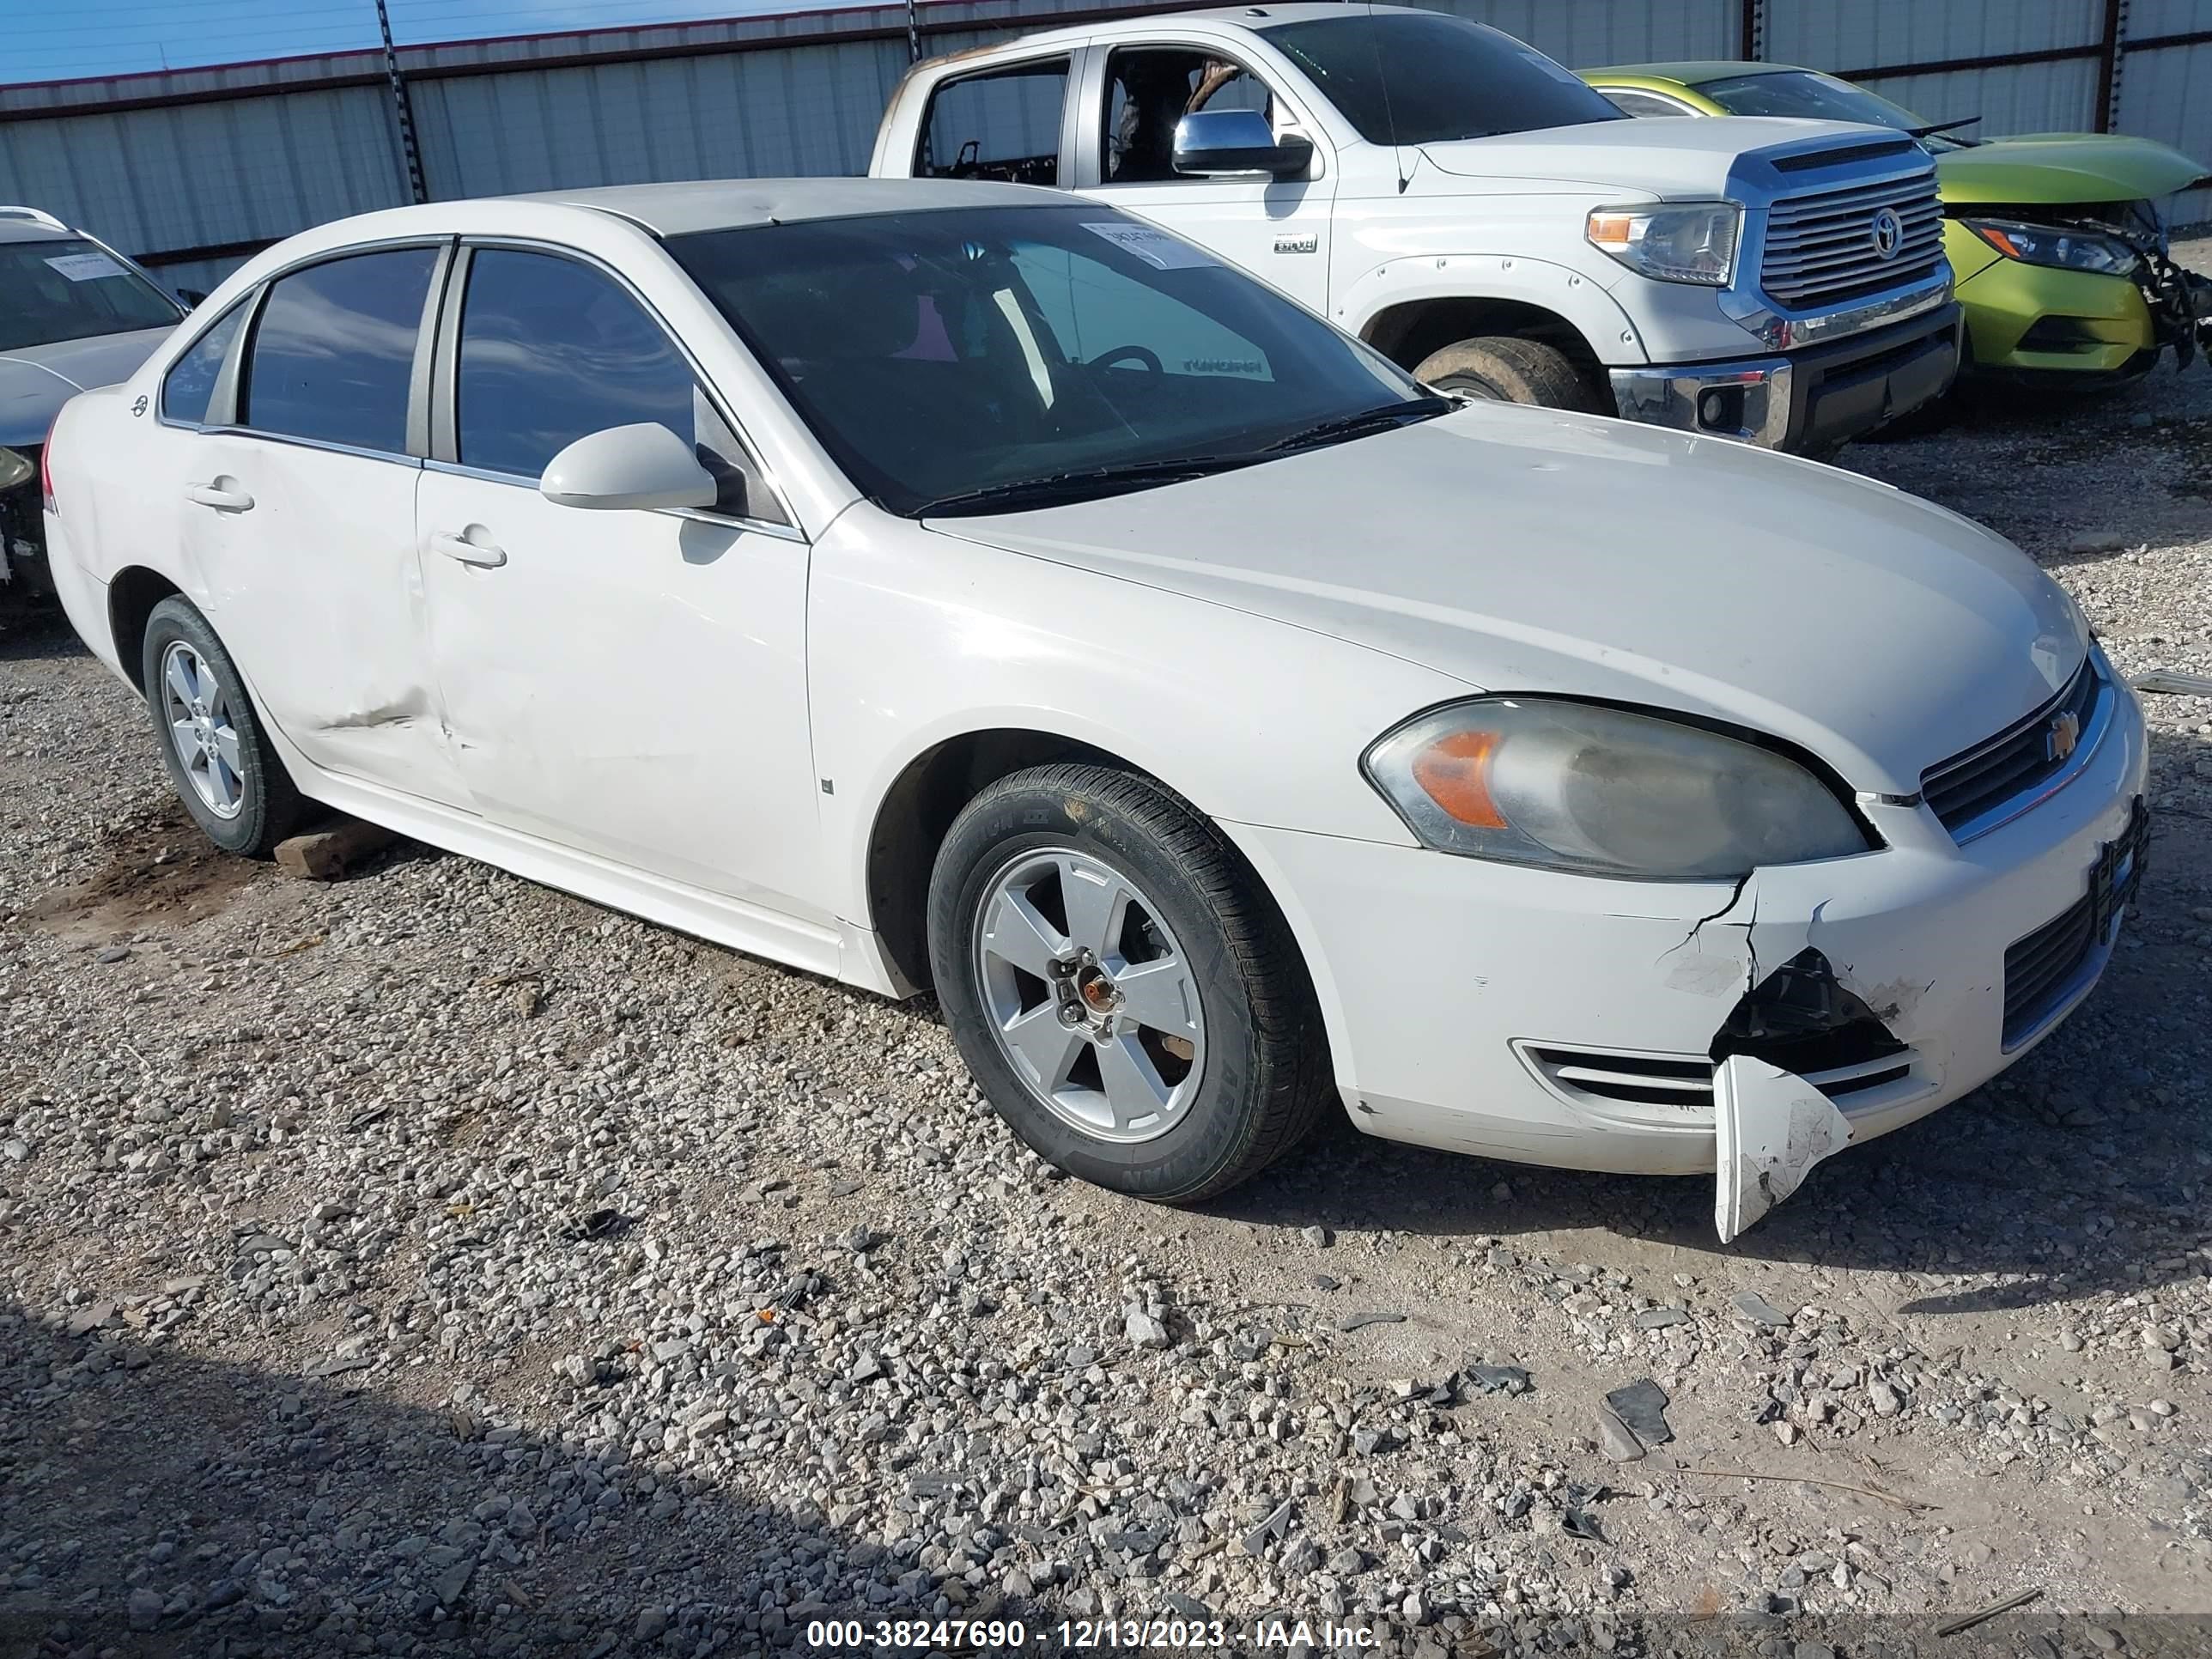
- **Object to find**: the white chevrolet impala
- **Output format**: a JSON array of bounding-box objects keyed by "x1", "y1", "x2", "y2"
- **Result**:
[{"x1": 43, "y1": 180, "x2": 2148, "y2": 1237}]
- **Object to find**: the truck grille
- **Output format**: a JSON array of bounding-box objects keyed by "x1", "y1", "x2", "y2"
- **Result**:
[{"x1": 1760, "y1": 170, "x2": 1945, "y2": 309}]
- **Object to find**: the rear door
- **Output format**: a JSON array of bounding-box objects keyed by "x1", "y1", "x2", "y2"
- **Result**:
[
  {"x1": 170, "y1": 242, "x2": 467, "y2": 804},
  {"x1": 1075, "y1": 40, "x2": 1337, "y2": 311}
]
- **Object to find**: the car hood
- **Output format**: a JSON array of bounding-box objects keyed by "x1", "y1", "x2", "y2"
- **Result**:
[
  {"x1": 1415, "y1": 116, "x2": 1880, "y2": 196},
  {"x1": 1936, "y1": 133, "x2": 2209, "y2": 206},
  {"x1": 931, "y1": 408, "x2": 2087, "y2": 797},
  {"x1": 0, "y1": 327, "x2": 173, "y2": 448}
]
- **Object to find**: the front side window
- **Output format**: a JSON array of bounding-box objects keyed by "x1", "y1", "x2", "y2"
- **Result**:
[
  {"x1": 161, "y1": 305, "x2": 246, "y2": 425},
  {"x1": 241, "y1": 246, "x2": 438, "y2": 453},
  {"x1": 671, "y1": 204, "x2": 1433, "y2": 518},
  {"x1": 454, "y1": 248, "x2": 774, "y2": 521},
  {"x1": 915, "y1": 59, "x2": 1069, "y2": 186},
  {"x1": 0, "y1": 236, "x2": 184, "y2": 353},
  {"x1": 1259, "y1": 14, "x2": 1625, "y2": 145},
  {"x1": 1103, "y1": 47, "x2": 1282, "y2": 185}
]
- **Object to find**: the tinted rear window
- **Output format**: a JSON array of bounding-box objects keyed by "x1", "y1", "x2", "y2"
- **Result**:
[
  {"x1": 0, "y1": 236, "x2": 181, "y2": 353},
  {"x1": 1260, "y1": 14, "x2": 1625, "y2": 146},
  {"x1": 241, "y1": 246, "x2": 438, "y2": 453}
]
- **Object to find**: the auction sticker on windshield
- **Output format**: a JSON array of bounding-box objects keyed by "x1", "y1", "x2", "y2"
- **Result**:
[
  {"x1": 1081, "y1": 222, "x2": 1213, "y2": 270},
  {"x1": 45, "y1": 252, "x2": 127, "y2": 283}
]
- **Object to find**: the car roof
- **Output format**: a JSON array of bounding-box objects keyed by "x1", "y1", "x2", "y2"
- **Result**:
[
  {"x1": 0, "y1": 209, "x2": 80, "y2": 246},
  {"x1": 513, "y1": 176, "x2": 1072, "y2": 235},
  {"x1": 1583, "y1": 61, "x2": 1811, "y2": 87}
]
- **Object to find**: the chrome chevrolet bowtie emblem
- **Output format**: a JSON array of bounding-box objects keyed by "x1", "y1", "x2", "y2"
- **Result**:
[
  {"x1": 2046, "y1": 708, "x2": 2082, "y2": 763},
  {"x1": 1869, "y1": 207, "x2": 1904, "y2": 259}
]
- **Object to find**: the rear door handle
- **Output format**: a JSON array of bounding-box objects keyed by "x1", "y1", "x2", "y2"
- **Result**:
[
  {"x1": 185, "y1": 483, "x2": 253, "y2": 512},
  {"x1": 430, "y1": 530, "x2": 507, "y2": 568}
]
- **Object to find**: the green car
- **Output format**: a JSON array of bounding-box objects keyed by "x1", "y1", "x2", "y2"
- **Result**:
[{"x1": 1582, "y1": 62, "x2": 2209, "y2": 390}]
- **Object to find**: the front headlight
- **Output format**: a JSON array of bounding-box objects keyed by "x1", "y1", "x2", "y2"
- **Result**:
[
  {"x1": 1966, "y1": 218, "x2": 2142, "y2": 277},
  {"x1": 1587, "y1": 203, "x2": 1741, "y2": 286},
  {"x1": 0, "y1": 447, "x2": 31, "y2": 493},
  {"x1": 1364, "y1": 699, "x2": 1870, "y2": 880}
]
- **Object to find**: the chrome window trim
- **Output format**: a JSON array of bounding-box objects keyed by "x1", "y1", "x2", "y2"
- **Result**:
[
  {"x1": 420, "y1": 456, "x2": 805, "y2": 544},
  {"x1": 436, "y1": 234, "x2": 802, "y2": 535},
  {"x1": 184, "y1": 426, "x2": 426, "y2": 468}
]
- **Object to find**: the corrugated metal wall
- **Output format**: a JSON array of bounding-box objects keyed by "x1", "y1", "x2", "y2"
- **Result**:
[{"x1": 3, "y1": 0, "x2": 2208, "y2": 294}]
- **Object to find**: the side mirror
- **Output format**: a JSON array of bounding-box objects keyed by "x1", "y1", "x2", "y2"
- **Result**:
[
  {"x1": 540, "y1": 422, "x2": 718, "y2": 513},
  {"x1": 1172, "y1": 110, "x2": 1314, "y2": 180}
]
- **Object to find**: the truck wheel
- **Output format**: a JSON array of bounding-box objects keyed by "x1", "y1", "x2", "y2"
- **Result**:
[
  {"x1": 927, "y1": 763, "x2": 1334, "y2": 1204},
  {"x1": 1414, "y1": 336, "x2": 1603, "y2": 413}
]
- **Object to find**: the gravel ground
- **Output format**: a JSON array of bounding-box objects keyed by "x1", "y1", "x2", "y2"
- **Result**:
[{"x1": 4, "y1": 252, "x2": 2212, "y2": 1659}]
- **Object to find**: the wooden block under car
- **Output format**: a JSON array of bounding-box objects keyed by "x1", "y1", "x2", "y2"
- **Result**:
[{"x1": 274, "y1": 817, "x2": 400, "y2": 880}]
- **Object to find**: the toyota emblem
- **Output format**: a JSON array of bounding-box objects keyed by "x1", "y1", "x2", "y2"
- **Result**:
[{"x1": 1869, "y1": 207, "x2": 1905, "y2": 259}]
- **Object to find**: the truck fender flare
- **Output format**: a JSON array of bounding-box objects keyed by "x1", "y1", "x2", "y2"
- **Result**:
[{"x1": 1335, "y1": 255, "x2": 1648, "y2": 368}]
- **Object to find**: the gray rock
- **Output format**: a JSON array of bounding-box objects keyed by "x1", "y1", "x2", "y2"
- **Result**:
[
  {"x1": 434, "y1": 1556, "x2": 477, "y2": 1607},
  {"x1": 1243, "y1": 1498, "x2": 1292, "y2": 1555},
  {"x1": 1604, "y1": 1378, "x2": 1674, "y2": 1450},
  {"x1": 1731, "y1": 1290, "x2": 1793, "y2": 1328},
  {"x1": 1633, "y1": 1306, "x2": 1689, "y2": 1330},
  {"x1": 635, "y1": 1605, "x2": 669, "y2": 1641},
  {"x1": 1595, "y1": 1407, "x2": 1645, "y2": 1462},
  {"x1": 1301, "y1": 1225, "x2": 1334, "y2": 1248},
  {"x1": 1125, "y1": 1310, "x2": 1170, "y2": 1349},
  {"x1": 1335, "y1": 1310, "x2": 1406, "y2": 1334},
  {"x1": 1868, "y1": 1381, "x2": 1901, "y2": 1418},
  {"x1": 126, "y1": 1586, "x2": 162, "y2": 1631},
  {"x1": 1463, "y1": 1363, "x2": 1532, "y2": 1396}
]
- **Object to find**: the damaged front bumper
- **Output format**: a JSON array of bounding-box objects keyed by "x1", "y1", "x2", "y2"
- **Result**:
[{"x1": 1220, "y1": 672, "x2": 2149, "y2": 1218}]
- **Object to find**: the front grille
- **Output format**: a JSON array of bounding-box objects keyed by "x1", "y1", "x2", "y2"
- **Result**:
[
  {"x1": 2001, "y1": 896, "x2": 2098, "y2": 1048},
  {"x1": 1524, "y1": 1042, "x2": 1915, "y2": 1110},
  {"x1": 2000, "y1": 798, "x2": 2148, "y2": 1048},
  {"x1": 1922, "y1": 659, "x2": 2101, "y2": 837},
  {"x1": 1761, "y1": 170, "x2": 1945, "y2": 308}
]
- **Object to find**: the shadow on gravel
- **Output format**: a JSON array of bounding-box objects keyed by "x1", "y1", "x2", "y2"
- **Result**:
[
  {"x1": 0, "y1": 1294, "x2": 1056, "y2": 1659},
  {"x1": 0, "y1": 611, "x2": 88, "y2": 667},
  {"x1": 1213, "y1": 726, "x2": 2212, "y2": 1322}
]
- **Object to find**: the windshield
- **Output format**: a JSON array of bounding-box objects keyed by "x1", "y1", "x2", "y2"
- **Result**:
[
  {"x1": 1259, "y1": 13, "x2": 1626, "y2": 146},
  {"x1": 1698, "y1": 70, "x2": 1968, "y2": 148},
  {"x1": 671, "y1": 205, "x2": 1432, "y2": 517},
  {"x1": 0, "y1": 236, "x2": 183, "y2": 352}
]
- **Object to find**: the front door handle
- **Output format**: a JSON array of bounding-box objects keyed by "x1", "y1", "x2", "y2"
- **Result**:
[
  {"x1": 430, "y1": 529, "x2": 507, "y2": 568},
  {"x1": 185, "y1": 483, "x2": 253, "y2": 512}
]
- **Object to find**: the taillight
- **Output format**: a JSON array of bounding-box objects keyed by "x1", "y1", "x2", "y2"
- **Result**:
[{"x1": 40, "y1": 416, "x2": 56, "y2": 514}]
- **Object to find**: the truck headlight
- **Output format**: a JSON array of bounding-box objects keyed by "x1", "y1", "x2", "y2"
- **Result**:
[
  {"x1": 1587, "y1": 203, "x2": 1741, "y2": 286},
  {"x1": 1364, "y1": 699, "x2": 1870, "y2": 880},
  {"x1": 1966, "y1": 218, "x2": 2141, "y2": 277}
]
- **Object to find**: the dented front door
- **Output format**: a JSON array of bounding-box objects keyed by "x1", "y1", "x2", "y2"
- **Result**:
[{"x1": 179, "y1": 431, "x2": 469, "y2": 805}]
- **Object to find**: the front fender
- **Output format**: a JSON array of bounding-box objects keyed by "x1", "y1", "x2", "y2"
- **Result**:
[{"x1": 1334, "y1": 253, "x2": 1647, "y2": 367}]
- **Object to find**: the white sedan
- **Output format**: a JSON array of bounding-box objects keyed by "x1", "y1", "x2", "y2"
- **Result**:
[{"x1": 42, "y1": 179, "x2": 2147, "y2": 1237}]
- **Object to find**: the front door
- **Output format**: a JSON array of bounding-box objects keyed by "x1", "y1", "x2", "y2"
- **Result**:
[
  {"x1": 414, "y1": 245, "x2": 824, "y2": 923},
  {"x1": 1080, "y1": 44, "x2": 1337, "y2": 312}
]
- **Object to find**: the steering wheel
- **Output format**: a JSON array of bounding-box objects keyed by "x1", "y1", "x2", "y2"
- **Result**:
[{"x1": 1087, "y1": 344, "x2": 1163, "y2": 374}]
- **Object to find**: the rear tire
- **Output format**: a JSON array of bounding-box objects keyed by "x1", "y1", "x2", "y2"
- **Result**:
[
  {"x1": 140, "y1": 596, "x2": 307, "y2": 856},
  {"x1": 1414, "y1": 335, "x2": 1604, "y2": 412},
  {"x1": 927, "y1": 764, "x2": 1333, "y2": 1203}
]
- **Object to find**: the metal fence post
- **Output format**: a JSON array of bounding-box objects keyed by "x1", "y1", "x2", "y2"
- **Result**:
[
  {"x1": 1739, "y1": 0, "x2": 1765, "y2": 62},
  {"x1": 375, "y1": 0, "x2": 431, "y2": 204},
  {"x1": 2096, "y1": 0, "x2": 2128, "y2": 131}
]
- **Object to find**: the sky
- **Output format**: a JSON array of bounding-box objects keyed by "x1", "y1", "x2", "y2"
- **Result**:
[{"x1": 1, "y1": 0, "x2": 884, "y2": 84}]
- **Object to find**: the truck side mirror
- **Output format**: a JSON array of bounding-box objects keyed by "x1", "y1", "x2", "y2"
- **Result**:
[{"x1": 1172, "y1": 111, "x2": 1314, "y2": 180}]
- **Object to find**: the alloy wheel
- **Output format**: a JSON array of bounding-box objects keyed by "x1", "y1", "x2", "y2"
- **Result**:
[{"x1": 159, "y1": 640, "x2": 246, "y2": 819}]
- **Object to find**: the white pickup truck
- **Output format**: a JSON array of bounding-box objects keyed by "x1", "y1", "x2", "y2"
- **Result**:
[{"x1": 869, "y1": 3, "x2": 1963, "y2": 451}]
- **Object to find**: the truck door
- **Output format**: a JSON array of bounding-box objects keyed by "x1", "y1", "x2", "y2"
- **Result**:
[{"x1": 1076, "y1": 42, "x2": 1336, "y2": 313}]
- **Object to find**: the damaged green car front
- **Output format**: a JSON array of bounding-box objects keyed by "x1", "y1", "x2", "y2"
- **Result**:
[{"x1": 1938, "y1": 135, "x2": 2212, "y2": 386}]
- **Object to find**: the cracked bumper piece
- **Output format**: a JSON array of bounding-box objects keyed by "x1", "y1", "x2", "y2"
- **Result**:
[{"x1": 1220, "y1": 684, "x2": 2148, "y2": 1180}]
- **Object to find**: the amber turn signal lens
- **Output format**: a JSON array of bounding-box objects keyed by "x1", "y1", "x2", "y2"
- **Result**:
[
  {"x1": 1410, "y1": 730, "x2": 1507, "y2": 829},
  {"x1": 1586, "y1": 213, "x2": 1632, "y2": 249}
]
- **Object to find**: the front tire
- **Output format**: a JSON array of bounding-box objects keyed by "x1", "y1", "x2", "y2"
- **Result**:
[
  {"x1": 1414, "y1": 335, "x2": 1603, "y2": 412},
  {"x1": 140, "y1": 596, "x2": 306, "y2": 856},
  {"x1": 927, "y1": 764, "x2": 1332, "y2": 1203}
]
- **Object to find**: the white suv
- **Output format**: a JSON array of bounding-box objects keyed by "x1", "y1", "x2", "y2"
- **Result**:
[{"x1": 42, "y1": 180, "x2": 2142, "y2": 1237}]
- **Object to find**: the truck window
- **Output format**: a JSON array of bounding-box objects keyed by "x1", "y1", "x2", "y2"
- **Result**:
[
  {"x1": 1103, "y1": 47, "x2": 1279, "y2": 186},
  {"x1": 916, "y1": 58, "x2": 1069, "y2": 187},
  {"x1": 1259, "y1": 13, "x2": 1624, "y2": 145}
]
